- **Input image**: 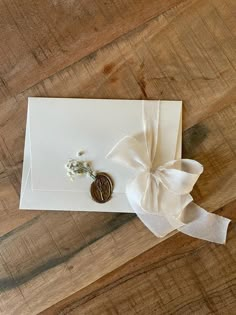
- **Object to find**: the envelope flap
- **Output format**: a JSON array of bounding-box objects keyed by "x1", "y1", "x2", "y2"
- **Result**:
[{"x1": 29, "y1": 98, "x2": 182, "y2": 193}]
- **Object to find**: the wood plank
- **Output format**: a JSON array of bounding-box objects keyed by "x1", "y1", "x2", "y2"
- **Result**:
[
  {"x1": 40, "y1": 200, "x2": 236, "y2": 315},
  {"x1": 0, "y1": 177, "x2": 39, "y2": 236},
  {"x1": 0, "y1": 0, "x2": 185, "y2": 98},
  {"x1": 0, "y1": 0, "x2": 235, "y2": 313},
  {"x1": 184, "y1": 103, "x2": 236, "y2": 211}
]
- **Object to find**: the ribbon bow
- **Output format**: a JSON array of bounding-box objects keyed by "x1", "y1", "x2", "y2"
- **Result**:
[{"x1": 107, "y1": 101, "x2": 230, "y2": 244}]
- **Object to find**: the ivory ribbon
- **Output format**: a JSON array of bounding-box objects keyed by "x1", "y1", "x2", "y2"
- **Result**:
[{"x1": 107, "y1": 101, "x2": 230, "y2": 244}]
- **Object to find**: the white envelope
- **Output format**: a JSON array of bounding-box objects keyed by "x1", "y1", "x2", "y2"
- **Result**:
[{"x1": 20, "y1": 98, "x2": 182, "y2": 212}]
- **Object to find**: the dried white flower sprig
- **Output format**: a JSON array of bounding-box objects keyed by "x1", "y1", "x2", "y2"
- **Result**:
[
  {"x1": 65, "y1": 151, "x2": 96, "y2": 181},
  {"x1": 65, "y1": 150, "x2": 114, "y2": 204}
]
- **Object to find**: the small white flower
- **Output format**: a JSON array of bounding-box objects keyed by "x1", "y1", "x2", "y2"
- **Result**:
[{"x1": 66, "y1": 156, "x2": 97, "y2": 181}]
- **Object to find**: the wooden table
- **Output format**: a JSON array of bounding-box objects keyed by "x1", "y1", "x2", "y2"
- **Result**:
[{"x1": 0, "y1": 0, "x2": 235, "y2": 314}]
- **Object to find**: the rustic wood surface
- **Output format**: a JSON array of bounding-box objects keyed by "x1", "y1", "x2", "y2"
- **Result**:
[
  {"x1": 0, "y1": 0, "x2": 235, "y2": 314},
  {"x1": 41, "y1": 202, "x2": 236, "y2": 315}
]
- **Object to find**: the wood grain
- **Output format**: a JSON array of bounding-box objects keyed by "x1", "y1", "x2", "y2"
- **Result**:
[
  {"x1": 0, "y1": 0, "x2": 235, "y2": 313},
  {"x1": 41, "y1": 201, "x2": 236, "y2": 315},
  {"x1": 0, "y1": 0, "x2": 185, "y2": 98}
]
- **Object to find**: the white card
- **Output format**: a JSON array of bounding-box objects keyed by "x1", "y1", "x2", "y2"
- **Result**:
[{"x1": 20, "y1": 98, "x2": 182, "y2": 212}]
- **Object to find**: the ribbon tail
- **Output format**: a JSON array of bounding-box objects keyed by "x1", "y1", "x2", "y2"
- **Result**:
[
  {"x1": 137, "y1": 212, "x2": 175, "y2": 238},
  {"x1": 178, "y1": 202, "x2": 231, "y2": 244}
]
